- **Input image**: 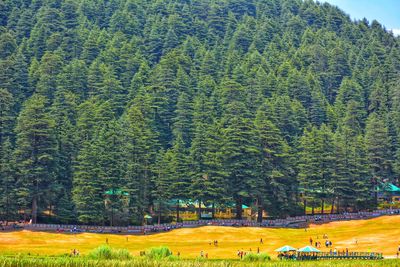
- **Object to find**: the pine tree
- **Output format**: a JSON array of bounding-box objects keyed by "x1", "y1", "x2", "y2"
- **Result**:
[
  {"x1": 72, "y1": 140, "x2": 104, "y2": 224},
  {"x1": 352, "y1": 135, "x2": 372, "y2": 210},
  {"x1": 56, "y1": 59, "x2": 88, "y2": 100},
  {"x1": 36, "y1": 51, "x2": 63, "y2": 99},
  {"x1": 333, "y1": 128, "x2": 356, "y2": 212},
  {"x1": 190, "y1": 92, "x2": 226, "y2": 218},
  {"x1": 0, "y1": 88, "x2": 15, "y2": 220},
  {"x1": 173, "y1": 92, "x2": 193, "y2": 147},
  {"x1": 123, "y1": 103, "x2": 158, "y2": 224},
  {"x1": 165, "y1": 134, "x2": 191, "y2": 221},
  {"x1": 96, "y1": 120, "x2": 126, "y2": 226},
  {"x1": 0, "y1": 138, "x2": 16, "y2": 220},
  {"x1": 15, "y1": 94, "x2": 56, "y2": 223},
  {"x1": 365, "y1": 112, "x2": 392, "y2": 204},
  {"x1": 220, "y1": 79, "x2": 260, "y2": 219},
  {"x1": 11, "y1": 50, "x2": 30, "y2": 108},
  {"x1": 298, "y1": 127, "x2": 322, "y2": 214},
  {"x1": 255, "y1": 107, "x2": 292, "y2": 219},
  {"x1": 51, "y1": 91, "x2": 77, "y2": 223}
]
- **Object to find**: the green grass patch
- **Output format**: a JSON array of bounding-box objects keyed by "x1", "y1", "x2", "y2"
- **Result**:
[
  {"x1": 242, "y1": 252, "x2": 271, "y2": 262},
  {"x1": 87, "y1": 245, "x2": 132, "y2": 260},
  {"x1": 0, "y1": 255, "x2": 398, "y2": 267},
  {"x1": 145, "y1": 246, "x2": 181, "y2": 261}
]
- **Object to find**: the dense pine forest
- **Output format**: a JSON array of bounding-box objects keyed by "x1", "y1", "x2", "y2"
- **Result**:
[{"x1": 0, "y1": 0, "x2": 399, "y2": 225}]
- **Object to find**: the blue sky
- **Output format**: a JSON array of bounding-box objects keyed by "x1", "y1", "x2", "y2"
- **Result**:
[{"x1": 320, "y1": 0, "x2": 400, "y2": 36}]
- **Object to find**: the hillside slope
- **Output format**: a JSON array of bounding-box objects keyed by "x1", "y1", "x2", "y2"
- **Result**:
[
  {"x1": 0, "y1": 0, "x2": 399, "y2": 224},
  {"x1": 0, "y1": 215, "x2": 399, "y2": 258}
]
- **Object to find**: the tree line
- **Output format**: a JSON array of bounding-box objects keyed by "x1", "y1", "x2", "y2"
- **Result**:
[{"x1": 0, "y1": 0, "x2": 399, "y2": 225}]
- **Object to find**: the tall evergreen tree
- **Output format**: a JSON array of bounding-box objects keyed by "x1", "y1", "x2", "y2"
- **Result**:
[{"x1": 15, "y1": 94, "x2": 56, "y2": 223}]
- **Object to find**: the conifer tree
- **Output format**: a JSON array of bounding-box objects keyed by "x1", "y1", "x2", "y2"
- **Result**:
[
  {"x1": 365, "y1": 112, "x2": 392, "y2": 204},
  {"x1": 220, "y1": 79, "x2": 260, "y2": 219},
  {"x1": 255, "y1": 107, "x2": 292, "y2": 219},
  {"x1": 15, "y1": 94, "x2": 56, "y2": 223}
]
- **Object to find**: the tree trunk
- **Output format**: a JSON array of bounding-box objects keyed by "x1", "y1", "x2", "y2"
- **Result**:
[
  {"x1": 330, "y1": 199, "x2": 335, "y2": 214},
  {"x1": 236, "y1": 197, "x2": 242, "y2": 219},
  {"x1": 211, "y1": 203, "x2": 215, "y2": 219},
  {"x1": 158, "y1": 201, "x2": 161, "y2": 225},
  {"x1": 32, "y1": 197, "x2": 38, "y2": 224},
  {"x1": 321, "y1": 199, "x2": 325, "y2": 214},
  {"x1": 198, "y1": 200, "x2": 201, "y2": 220},
  {"x1": 311, "y1": 203, "x2": 314, "y2": 215},
  {"x1": 176, "y1": 200, "x2": 180, "y2": 223},
  {"x1": 5, "y1": 190, "x2": 9, "y2": 221},
  {"x1": 337, "y1": 198, "x2": 340, "y2": 214},
  {"x1": 257, "y1": 197, "x2": 263, "y2": 223},
  {"x1": 111, "y1": 205, "x2": 114, "y2": 226},
  {"x1": 303, "y1": 198, "x2": 307, "y2": 215}
]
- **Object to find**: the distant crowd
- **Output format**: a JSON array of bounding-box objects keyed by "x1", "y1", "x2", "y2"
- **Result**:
[{"x1": 2, "y1": 208, "x2": 399, "y2": 234}]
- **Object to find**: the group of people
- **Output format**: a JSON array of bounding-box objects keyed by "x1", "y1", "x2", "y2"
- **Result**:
[
  {"x1": 309, "y1": 234, "x2": 333, "y2": 248},
  {"x1": 199, "y1": 250, "x2": 208, "y2": 258},
  {"x1": 237, "y1": 250, "x2": 247, "y2": 259},
  {"x1": 0, "y1": 220, "x2": 27, "y2": 230},
  {"x1": 278, "y1": 252, "x2": 296, "y2": 260},
  {"x1": 325, "y1": 240, "x2": 333, "y2": 248},
  {"x1": 208, "y1": 240, "x2": 219, "y2": 246},
  {"x1": 70, "y1": 249, "x2": 80, "y2": 257},
  {"x1": 17, "y1": 208, "x2": 400, "y2": 234}
]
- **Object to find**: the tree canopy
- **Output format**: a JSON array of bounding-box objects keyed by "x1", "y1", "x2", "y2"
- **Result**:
[{"x1": 0, "y1": 0, "x2": 399, "y2": 224}]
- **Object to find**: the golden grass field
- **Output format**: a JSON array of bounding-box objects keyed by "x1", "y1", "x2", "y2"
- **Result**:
[{"x1": 0, "y1": 215, "x2": 399, "y2": 259}]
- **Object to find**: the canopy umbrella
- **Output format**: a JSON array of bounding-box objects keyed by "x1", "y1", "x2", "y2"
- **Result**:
[
  {"x1": 275, "y1": 245, "x2": 297, "y2": 252},
  {"x1": 298, "y1": 246, "x2": 321, "y2": 253}
]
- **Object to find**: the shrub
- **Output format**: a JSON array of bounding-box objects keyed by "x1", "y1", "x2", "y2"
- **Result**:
[
  {"x1": 242, "y1": 253, "x2": 271, "y2": 262},
  {"x1": 146, "y1": 246, "x2": 173, "y2": 260},
  {"x1": 88, "y1": 245, "x2": 132, "y2": 260}
]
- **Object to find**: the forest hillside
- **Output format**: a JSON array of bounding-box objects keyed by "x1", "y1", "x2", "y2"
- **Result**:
[{"x1": 0, "y1": 0, "x2": 399, "y2": 225}]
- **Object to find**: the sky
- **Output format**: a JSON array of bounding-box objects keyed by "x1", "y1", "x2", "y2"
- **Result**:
[{"x1": 320, "y1": 0, "x2": 400, "y2": 36}]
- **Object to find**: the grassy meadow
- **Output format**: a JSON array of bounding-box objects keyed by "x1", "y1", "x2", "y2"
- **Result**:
[
  {"x1": 0, "y1": 215, "x2": 400, "y2": 266},
  {"x1": 0, "y1": 257, "x2": 399, "y2": 267}
]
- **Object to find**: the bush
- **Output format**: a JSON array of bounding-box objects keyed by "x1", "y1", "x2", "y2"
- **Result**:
[
  {"x1": 88, "y1": 245, "x2": 132, "y2": 260},
  {"x1": 242, "y1": 253, "x2": 271, "y2": 262},
  {"x1": 146, "y1": 246, "x2": 173, "y2": 260}
]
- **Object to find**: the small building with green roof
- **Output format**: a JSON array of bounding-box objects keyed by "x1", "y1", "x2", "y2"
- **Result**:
[{"x1": 377, "y1": 183, "x2": 400, "y2": 202}]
